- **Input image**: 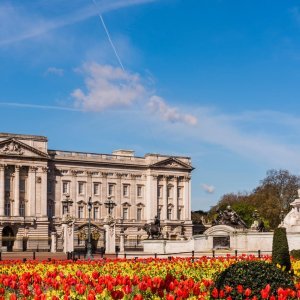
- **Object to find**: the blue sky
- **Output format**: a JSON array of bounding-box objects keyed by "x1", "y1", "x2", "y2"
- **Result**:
[{"x1": 1, "y1": 0, "x2": 300, "y2": 211}]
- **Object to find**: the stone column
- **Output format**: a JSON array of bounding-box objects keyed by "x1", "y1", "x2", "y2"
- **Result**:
[
  {"x1": 116, "y1": 174, "x2": 122, "y2": 219},
  {"x1": 145, "y1": 172, "x2": 158, "y2": 222},
  {"x1": 173, "y1": 176, "x2": 178, "y2": 221},
  {"x1": 40, "y1": 167, "x2": 48, "y2": 217},
  {"x1": 13, "y1": 165, "x2": 20, "y2": 216},
  {"x1": 101, "y1": 172, "x2": 108, "y2": 218},
  {"x1": 71, "y1": 170, "x2": 77, "y2": 217},
  {"x1": 0, "y1": 164, "x2": 5, "y2": 216},
  {"x1": 183, "y1": 176, "x2": 191, "y2": 220},
  {"x1": 162, "y1": 176, "x2": 168, "y2": 221},
  {"x1": 151, "y1": 175, "x2": 158, "y2": 219},
  {"x1": 28, "y1": 166, "x2": 37, "y2": 217}
]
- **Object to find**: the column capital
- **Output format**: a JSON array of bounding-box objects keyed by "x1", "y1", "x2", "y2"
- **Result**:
[
  {"x1": 0, "y1": 164, "x2": 5, "y2": 170},
  {"x1": 29, "y1": 166, "x2": 38, "y2": 172}
]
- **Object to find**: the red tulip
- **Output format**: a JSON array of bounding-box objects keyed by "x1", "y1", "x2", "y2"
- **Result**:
[{"x1": 244, "y1": 288, "x2": 251, "y2": 296}]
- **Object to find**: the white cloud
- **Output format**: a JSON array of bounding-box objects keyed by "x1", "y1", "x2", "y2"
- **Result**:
[
  {"x1": 71, "y1": 63, "x2": 145, "y2": 111},
  {"x1": 45, "y1": 67, "x2": 64, "y2": 76},
  {"x1": 201, "y1": 184, "x2": 215, "y2": 194},
  {"x1": 148, "y1": 96, "x2": 198, "y2": 126}
]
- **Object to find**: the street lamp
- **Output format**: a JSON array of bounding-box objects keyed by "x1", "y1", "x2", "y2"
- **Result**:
[
  {"x1": 85, "y1": 197, "x2": 93, "y2": 260},
  {"x1": 104, "y1": 199, "x2": 116, "y2": 215},
  {"x1": 62, "y1": 194, "x2": 73, "y2": 215}
]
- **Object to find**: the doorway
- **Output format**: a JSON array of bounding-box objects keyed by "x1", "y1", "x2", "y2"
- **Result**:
[{"x1": 2, "y1": 226, "x2": 15, "y2": 252}]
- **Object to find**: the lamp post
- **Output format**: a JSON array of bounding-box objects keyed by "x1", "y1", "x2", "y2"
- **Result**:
[
  {"x1": 85, "y1": 197, "x2": 93, "y2": 260},
  {"x1": 62, "y1": 194, "x2": 73, "y2": 215},
  {"x1": 104, "y1": 199, "x2": 116, "y2": 215}
]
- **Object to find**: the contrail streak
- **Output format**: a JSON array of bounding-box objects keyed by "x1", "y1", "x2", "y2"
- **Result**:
[
  {"x1": 0, "y1": 102, "x2": 81, "y2": 111},
  {"x1": 91, "y1": 0, "x2": 125, "y2": 71}
]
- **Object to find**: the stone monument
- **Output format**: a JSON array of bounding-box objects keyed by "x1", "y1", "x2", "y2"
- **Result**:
[
  {"x1": 62, "y1": 214, "x2": 75, "y2": 254},
  {"x1": 104, "y1": 199, "x2": 117, "y2": 254},
  {"x1": 283, "y1": 189, "x2": 300, "y2": 232}
]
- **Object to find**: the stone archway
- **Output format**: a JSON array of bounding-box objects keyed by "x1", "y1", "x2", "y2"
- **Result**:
[{"x1": 2, "y1": 226, "x2": 15, "y2": 252}]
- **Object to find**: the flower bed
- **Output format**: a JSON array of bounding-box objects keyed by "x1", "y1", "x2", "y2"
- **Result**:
[{"x1": 0, "y1": 255, "x2": 299, "y2": 299}]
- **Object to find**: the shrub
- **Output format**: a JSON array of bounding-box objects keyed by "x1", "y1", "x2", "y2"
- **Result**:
[
  {"x1": 290, "y1": 249, "x2": 300, "y2": 260},
  {"x1": 272, "y1": 227, "x2": 291, "y2": 271},
  {"x1": 213, "y1": 261, "x2": 295, "y2": 298}
]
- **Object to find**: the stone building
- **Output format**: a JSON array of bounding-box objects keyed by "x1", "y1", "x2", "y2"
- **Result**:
[{"x1": 0, "y1": 132, "x2": 193, "y2": 252}]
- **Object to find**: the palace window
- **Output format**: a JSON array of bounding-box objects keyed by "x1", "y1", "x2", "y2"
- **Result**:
[
  {"x1": 93, "y1": 183, "x2": 100, "y2": 195},
  {"x1": 78, "y1": 182, "x2": 85, "y2": 195},
  {"x1": 4, "y1": 201, "x2": 10, "y2": 216},
  {"x1": 123, "y1": 184, "x2": 129, "y2": 197},
  {"x1": 137, "y1": 185, "x2": 143, "y2": 197},
  {"x1": 167, "y1": 208, "x2": 172, "y2": 220},
  {"x1": 178, "y1": 187, "x2": 182, "y2": 198},
  {"x1": 158, "y1": 186, "x2": 162, "y2": 198},
  {"x1": 19, "y1": 201, "x2": 25, "y2": 217},
  {"x1": 178, "y1": 208, "x2": 182, "y2": 220},
  {"x1": 20, "y1": 179, "x2": 26, "y2": 193},
  {"x1": 167, "y1": 186, "x2": 173, "y2": 198},
  {"x1": 62, "y1": 204, "x2": 68, "y2": 215},
  {"x1": 123, "y1": 207, "x2": 129, "y2": 220},
  {"x1": 62, "y1": 181, "x2": 69, "y2": 194},
  {"x1": 108, "y1": 184, "x2": 115, "y2": 196},
  {"x1": 137, "y1": 208, "x2": 142, "y2": 221},
  {"x1": 93, "y1": 206, "x2": 99, "y2": 220},
  {"x1": 47, "y1": 181, "x2": 52, "y2": 194},
  {"x1": 5, "y1": 178, "x2": 10, "y2": 191},
  {"x1": 78, "y1": 206, "x2": 84, "y2": 219}
]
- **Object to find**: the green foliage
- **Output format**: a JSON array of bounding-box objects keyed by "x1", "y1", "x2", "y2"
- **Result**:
[
  {"x1": 272, "y1": 227, "x2": 291, "y2": 271},
  {"x1": 290, "y1": 249, "x2": 300, "y2": 260},
  {"x1": 214, "y1": 261, "x2": 295, "y2": 298},
  {"x1": 209, "y1": 169, "x2": 300, "y2": 229}
]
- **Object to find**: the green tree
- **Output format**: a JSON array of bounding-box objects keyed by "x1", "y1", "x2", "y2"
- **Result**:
[{"x1": 272, "y1": 227, "x2": 291, "y2": 272}]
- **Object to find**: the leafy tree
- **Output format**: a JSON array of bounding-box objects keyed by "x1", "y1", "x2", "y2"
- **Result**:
[{"x1": 209, "y1": 169, "x2": 300, "y2": 229}]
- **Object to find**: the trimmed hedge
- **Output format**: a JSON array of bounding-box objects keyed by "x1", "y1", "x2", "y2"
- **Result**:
[
  {"x1": 214, "y1": 261, "x2": 295, "y2": 298},
  {"x1": 272, "y1": 227, "x2": 291, "y2": 271},
  {"x1": 290, "y1": 249, "x2": 300, "y2": 260}
]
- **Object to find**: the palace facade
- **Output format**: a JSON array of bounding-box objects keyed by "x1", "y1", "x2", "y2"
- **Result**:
[{"x1": 0, "y1": 132, "x2": 193, "y2": 252}]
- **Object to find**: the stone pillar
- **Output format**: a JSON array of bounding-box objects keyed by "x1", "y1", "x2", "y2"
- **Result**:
[
  {"x1": 183, "y1": 176, "x2": 191, "y2": 220},
  {"x1": 152, "y1": 175, "x2": 158, "y2": 219},
  {"x1": 40, "y1": 167, "x2": 48, "y2": 217},
  {"x1": 162, "y1": 176, "x2": 168, "y2": 221},
  {"x1": 104, "y1": 224, "x2": 116, "y2": 254},
  {"x1": 87, "y1": 172, "x2": 92, "y2": 199},
  {"x1": 13, "y1": 165, "x2": 20, "y2": 216},
  {"x1": 119, "y1": 232, "x2": 125, "y2": 253},
  {"x1": 0, "y1": 164, "x2": 5, "y2": 216},
  {"x1": 51, "y1": 232, "x2": 57, "y2": 253},
  {"x1": 71, "y1": 170, "x2": 77, "y2": 217},
  {"x1": 101, "y1": 173, "x2": 108, "y2": 218},
  {"x1": 145, "y1": 173, "x2": 158, "y2": 222},
  {"x1": 28, "y1": 166, "x2": 37, "y2": 217},
  {"x1": 173, "y1": 176, "x2": 178, "y2": 221},
  {"x1": 116, "y1": 174, "x2": 122, "y2": 219}
]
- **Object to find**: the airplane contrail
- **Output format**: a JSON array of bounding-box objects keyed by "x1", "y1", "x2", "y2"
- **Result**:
[
  {"x1": 0, "y1": 102, "x2": 81, "y2": 111},
  {"x1": 91, "y1": 0, "x2": 125, "y2": 71}
]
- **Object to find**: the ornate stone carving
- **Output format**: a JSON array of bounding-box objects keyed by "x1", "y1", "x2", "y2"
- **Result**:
[{"x1": 0, "y1": 141, "x2": 24, "y2": 155}]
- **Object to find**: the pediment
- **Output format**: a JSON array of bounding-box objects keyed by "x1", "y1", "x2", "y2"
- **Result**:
[
  {"x1": 149, "y1": 157, "x2": 193, "y2": 170},
  {"x1": 0, "y1": 138, "x2": 49, "y2": 159}
]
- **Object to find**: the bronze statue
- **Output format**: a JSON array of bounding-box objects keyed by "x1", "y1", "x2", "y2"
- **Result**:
[{"x1": 143, "y1": 216, "x2": 162, "y2": 239}]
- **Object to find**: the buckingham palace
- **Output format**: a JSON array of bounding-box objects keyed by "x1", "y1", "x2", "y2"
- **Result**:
[{"x1": 0, "y1": 132, "x2": 193, "y2": 252}]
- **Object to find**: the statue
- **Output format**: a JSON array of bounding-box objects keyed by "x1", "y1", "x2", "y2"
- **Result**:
[
  {"x1": 213, "y1": 206, "x2": 247, "y2": 229},
  {"x1": 143, "y1": 216, "x2": 162, "y2": 239}
]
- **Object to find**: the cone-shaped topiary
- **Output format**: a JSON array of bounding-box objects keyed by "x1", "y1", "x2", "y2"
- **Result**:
[
  {"x1": 272, "y1": 227, "x2": 291, "y2": 271},
  {"x1": 213, "y1": 260, "x2": 295, "y2": 299}
]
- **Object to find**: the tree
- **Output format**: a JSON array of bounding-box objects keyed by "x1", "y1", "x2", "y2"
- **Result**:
[
  {"x1": 209, "y1": 169, "x2": 300, "y2": 229},
  {"x1": 272, "y1": 227, "x2": 291, "y2": 272},
  {"x1": 260, "y1": 169, "x2": 300, "y2": 212},
  {"x1": 253, "y1": 169, "x2": 300, "y2": 228}
]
